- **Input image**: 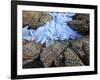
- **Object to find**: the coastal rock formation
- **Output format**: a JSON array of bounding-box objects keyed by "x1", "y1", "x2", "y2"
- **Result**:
[
  {"x1": 23, "y1": 35, "x2": 89, "y2": 68},
  {"x1": 23, "y1": 11, "x2": 52, "y2": 29},
  {"x1": 68, "y1": 14, "x2": 89, "y2": 35},
  {"x1": 64, "y1": 48, "x2": 84, "y2": 66},
  {"x1": 54, "y1": 53, "x2": 65, "y2": 67},
  {"x1": 40, "y1": 42, "x2": 66, "y2": 67},
  {"x1": 23, "y1": 41, "x2": 43, "y2": 65},
  {"x1": 71, "y1": 35, "x2": 89, "y2": 65},
  {"x1": 22, "y1": 13, "x2": 90, "y2": 68}
]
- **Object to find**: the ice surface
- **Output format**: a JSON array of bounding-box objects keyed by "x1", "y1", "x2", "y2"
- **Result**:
[
  {"x1": 22, "y1": 26, "x2": 36, "y2": 41},
  {"x1": 22, "y1": 12, "x2": 80, "y2": 47}
]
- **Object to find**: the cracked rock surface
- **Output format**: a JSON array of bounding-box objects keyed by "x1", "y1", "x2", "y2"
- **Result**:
[
  {"x1": 23, "y1": 35, "x2": 89, "y2": 68},
  {"x1": 22, "y1": 13, "x2": 90, "y2": 68},
  {"x1": 68, "y1": 14, "x2": 89, "y2": 35},
  {"x1": 23, "y1": 41, "x2": 43, "y2": 65},
  {"x1": 40, "y1": 42, "x2": 67, "y2": 67},
  {"x1": 23, "y1": 11, "x2": 52, "y2": 29}
]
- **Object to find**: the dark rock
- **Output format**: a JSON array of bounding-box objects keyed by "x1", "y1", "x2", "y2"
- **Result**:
[
  {"x1": 23, "y1": 56, "x2": 44, "y2": 68},
  {"x1": 23, "y1": 40, "x2": 31, "y2": 46},
  {"x1": 22, "y1": 11, "x2": 52, "y2": 29},
  {"x1": 54, "y1": 53, "x2": 66, "y2": 67},
  {"x1": 68, "y1": 20, "x2": 89, "y2": 34},
  {"x1": 23, "y1": 41, "x2": 43, "y2": 65},
  {"x1": 74, "y1": 14, "x2": 89, "y2": 22},
  {"x1": 71, "y1": 35, "x2": 89, "y2": 65},
  {"x1": 40, "y1": 42, "x2": 67, "y2": 67},
  {"x1": 64, "y1": 48, "x2": 84, "y2": 66},
  {"x1": 68, "y1": 14, "x2": 89, "y2": 35}
]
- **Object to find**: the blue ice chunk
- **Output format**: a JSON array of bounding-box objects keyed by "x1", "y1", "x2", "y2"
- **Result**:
[
  {"x1": 56, "y1": 13, "x2": 73, "y2": 23},
  {"x1": 45, "y1": 40, "x2": 55, "y2": 47},
  {"x1": 64, "y1": 13, "x2": 76, "y2": 17},
  {"x1": 22, "y1": 26, "x2": 35, "y2": 41},
  {"x1": 22, "y1": 12, "x2": 80, "y2": 47}
]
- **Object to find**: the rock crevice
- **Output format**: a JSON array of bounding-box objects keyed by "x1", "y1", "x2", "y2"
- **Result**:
[{"x1": 22, "y1": 12, "x2": 90, "y2": 68}]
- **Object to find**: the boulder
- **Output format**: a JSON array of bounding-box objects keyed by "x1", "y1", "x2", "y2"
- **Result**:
[
  {"x1": 22, "y1": 11, "x2": 52, "y2": 29},
  {"x1": 40, "y1": 42, "x2": 67, "y2": 67},
  {"x1": 23, "y1": 41, "x2": 43, "y2": 65},
  {"x1": 74, "y1": 14, "x2": 89, "y2": 22},
  {"x1": 54, "y1": 53, "x2": 66, "y2": 67},
  {"x1": 23, "y1": 40, "x2": 31, "y2": 46},
  {"x1": 71, "y1": 35, "x2": 89, "y2": 65},
  {"x1": 68, "y1": 14, "x2": 89, "y2": 35},
  {"x1": 64, "y1": 48, "x2": 84, "y2": 66}
]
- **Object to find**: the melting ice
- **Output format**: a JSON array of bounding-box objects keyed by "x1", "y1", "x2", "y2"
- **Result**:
[{"x1": 22, "y1": 12, "x2": 80, "y2": 47}]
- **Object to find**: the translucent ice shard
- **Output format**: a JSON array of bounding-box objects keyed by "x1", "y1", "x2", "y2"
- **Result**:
[{"x1": 22, "y1": 12, "x2": 80, "y2": 47}]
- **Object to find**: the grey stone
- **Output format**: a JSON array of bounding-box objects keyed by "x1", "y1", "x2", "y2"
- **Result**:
[
  {"x1": 71, "y1": 35, "x2": 89, "y2": 65},
  {"x1": 40, "y1": 42, "x2": 66, "y2": 67},
  {"x1": 23, "y1": 11, "x2": 52, "y2": 29},
  {"x1": 54, "y1": 53, "x2": 65, "y2": 67},
  {"x1": 68, "y1": 14, "x2": 89, "y2": 35},
  {"x1": 64, "y1": 48, "x2": 84, "y2": 66},
  {"x1": 23, "y1": 41, "x2": 43, "y2": 65}
]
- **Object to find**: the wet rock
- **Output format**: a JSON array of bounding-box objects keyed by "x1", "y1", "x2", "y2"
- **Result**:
[
  {"x1": 64, "y1": 48, "x2": 84, "y2": 66},
  {"x1": 71, "y1": 35, "x2": 89, "y2": 65},
  {"x1": 68, "y1": 14, "x2": 89, "y2": 35},
  {"x1": 23, "y1": 11, "x2": 52, "y2": 29},
  {"x1": 23, "y1": 41, "x2": 43, "y2": 65},
  {"x1": 40, "y1": 42, "x2": 67, "y2": 67}
]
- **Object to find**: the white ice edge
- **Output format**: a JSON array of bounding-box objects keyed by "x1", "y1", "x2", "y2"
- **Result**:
[{"x1": 22, "y1": 12, "x2": 80, "y2": 47}]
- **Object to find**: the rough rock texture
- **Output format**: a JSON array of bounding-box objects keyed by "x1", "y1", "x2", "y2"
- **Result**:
[
  {"x1": 71, "y1": 35, "x2": 89, "y2": 65},
  {"x1": 23, "y1": 35, "x2": 89, "y2": 68},
  {"x1": 40, "y1": 42, "x2": 67, "y2": 67},
  {"x1": 64, "y1": 48, "x2": 84, "y2": 66},
  {"x1": 68, "y1": 14, "x2": 89, "y2": 35},
  {"x1": 23, "y1": 11, "x2": 52, "y2": 29},
  {"x1": 22, "y1": 13, "x2": 90, "y2": 68},
  {"x1": 23, "y1": 41, "x2": 43, "y2": 65},
  {"x1": 54, "y1": 53, "x2": 65, "y2": 67}
]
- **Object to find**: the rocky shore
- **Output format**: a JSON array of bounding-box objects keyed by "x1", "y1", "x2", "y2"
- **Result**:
[{"x1": 22, "y1": 11, "x2": 89, "y2": 68}]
